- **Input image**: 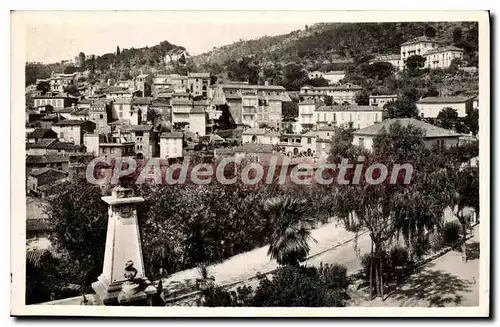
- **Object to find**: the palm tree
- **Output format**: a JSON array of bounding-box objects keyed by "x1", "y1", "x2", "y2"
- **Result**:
[{"x1": 263, "y1": 196, "x2": 316, "y2": 266}]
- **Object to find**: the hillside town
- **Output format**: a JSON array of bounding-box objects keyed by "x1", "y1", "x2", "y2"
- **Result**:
[{"x1": 23, "y1": 23, "x2": 482, "y2": 311}]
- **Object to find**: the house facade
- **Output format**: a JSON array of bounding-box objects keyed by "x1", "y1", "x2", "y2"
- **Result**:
[
  {"x1": 159, "y1": 132, "x2": 183, "y2": 159},
  {"x1": 241, "y1": 128, "x2": 279, "y2": 145},
  {"x1": 33, "y1": 94, "x2": 78, "y2": 110},
  {"x1": 52, "y1": 120, "x2": 96, "y2": 146},
  {"x1": 299, "y1": 84, "x2": 362, "y2": 104},
  {"x1": 352, "y1": 118, "x2": 461, "y2": 151},
  {"x1": 416, "y1": 96, "x2": 474, "y2": 118},
  {"x1": 369, "y1": 94, "x2": 399, "y2": 107},
  {"x1": 315, "y1": 105, "x2": 384, "y2": 130}
]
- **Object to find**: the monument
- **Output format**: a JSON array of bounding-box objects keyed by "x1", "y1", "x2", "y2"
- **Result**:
[{"x1": 91, "y1": 186, "x2": 156, "y2": 305}]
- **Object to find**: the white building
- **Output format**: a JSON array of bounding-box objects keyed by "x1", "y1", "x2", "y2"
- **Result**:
[
  {"x1": 315, "y1": 105, "x2": 384, "y2": 130},
  {"x1": 369, "y1": 94, "x2": 398, "y2": 107},
  {"x1": 308, "y1": 71, "x2": 324, "y2": 79},
  {"x1": 189, "y1": 102, "x2": 207, "y2": 136},
  {"x1": 400, "y1": 36, "x2": 441, "y2": 63},
  {"x1": 52, "y1": 120, "x2": 96, "y2": 146},
  {"x1": 299, "y1": 84, "x2": 362, "y2": 104},
  {"x1": 159, "y1": 132, "x2": 183, "y2": 159},
  {"x1": 298, "y1": 99, "x2": 316, "y2": 131},
  {"x1": 369, "y1": 54, "x2": 402, "y2": 71},
  {"x1": 322, "y1": 71, "x2": 346, "y2": 84},
  {"x1": 279, "y1": 131, "x2": 317, "y2": 157},
  {"x1": 241, "y1": 128, "x2": 280, "y2": 145},
  {"x1": 424, "y1": 46, "x2": 464, "y2": 69},
  {"x1": 352, "y1": 118, "x2": 462, "y2": 151},
  {"x1": 416, "y1": 96, "x2": 475, "y2": 118}
]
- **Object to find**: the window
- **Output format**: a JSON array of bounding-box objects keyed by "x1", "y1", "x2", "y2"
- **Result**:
[
  {"x1": 307, "y1": 138, "x2": 311, "y2": 144},
  {"x1": 333, "y1": 113, "x2": 336, "y2": 121},
  {"x1": 110, "y1": 148, "x2": 115, "y2": 154},
  {"x1": 359, "y1": 138, "x2": 364, "y2": 147},
  {"x1": 100, "y1": 114, "x2": 104, "y2": 119},
  {"x1": 119, "y1": 112, "x2": 123, "y2": 118}
]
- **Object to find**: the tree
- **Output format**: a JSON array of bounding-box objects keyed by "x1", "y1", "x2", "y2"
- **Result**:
[
  {"x1": 46, "y1": 179, "x2": 108, "y2": 292},
  {"x1": 282, "y1": 101, "x2": 298, "y2": 119},
  {"x1": 405, "y1": 55, "x2": 426, "y2": 76},
  {"x1": 463, "y1": 108, "x2": 479, "y2": 135},
  {"x1": 36, "y1": 81, "x2": 51, "y2": 95},
  {"x1": 424, "y1": 25, "x2": 437, "y2": 38},
  {"x1": 436, "y1": 107, "x2": 459, "y2": 130},
  {"x1": 63, "y1": 85, "x2": 79, "y2": 96},
  {"x1": 446, "y1": 166, "x2": 479, "y2": 261},
  {"x1": 355, "y1": 90, "x2": 370, "y2": 105},
  {"x1": 306, "y1": 77, "x2": 329, "y2": 87},
  {"x1": 323, "y1": 95, "x2": 333, "y2": 106},
  {"x1": 282, "y1": 63, "x2": 309, "y2": 91},
  {"x1": 383, "y1": 98, "x2": 419, "y2": 119},
  {"x1": 262, "y1": 196, "x2": 314, "y2": 266},
  {"x1": 453, "y1": 27, "x2": 463, "y2": 46},
  {"x1": 116, "y1": 46, "x2": 121, "y2": 56},
  {"x1": 146, "y1": 108, "x2": 160, "y2": 124},
  {"x1": 63, "y1": 66, "x2": 78, "y2": 74}
]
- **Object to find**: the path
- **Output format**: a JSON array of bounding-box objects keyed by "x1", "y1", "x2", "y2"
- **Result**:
[{"x1": 360, "y1": 224, "x2": 480, "y2": 307}]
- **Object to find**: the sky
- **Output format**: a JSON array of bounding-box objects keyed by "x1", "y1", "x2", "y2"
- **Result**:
[{"x1": 25, "y1": 16, "x2": 310, "y2": 63}]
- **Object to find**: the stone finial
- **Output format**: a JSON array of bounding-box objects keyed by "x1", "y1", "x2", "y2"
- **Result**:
[{"x1": 112, "y1": 186, "x2": 134, "y2": 199}]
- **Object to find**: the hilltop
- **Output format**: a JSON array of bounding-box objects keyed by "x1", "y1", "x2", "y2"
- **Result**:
[{"x1": 194, "y1": 22, "x2": 479, "y2": 71}]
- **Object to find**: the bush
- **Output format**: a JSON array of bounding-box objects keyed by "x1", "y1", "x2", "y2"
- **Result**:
[
  {"x1": 429, "y1": 232, "x2": 445, "y2": 252},
  {"x1": 201, "y1": 285, "x2": 253, "y2": 307},
  {"x1": 441, "y1": 221, "x2": 462, "y2": 249},
  {"x1": 251, "y1": 266, "x2": 347, "y2": 307},
  {"x1": 361, "y1": 247, "x2": 414, "y2": 286},
  {"x1": 318, "y1": 263, "x2": 349, "y2": 294}
]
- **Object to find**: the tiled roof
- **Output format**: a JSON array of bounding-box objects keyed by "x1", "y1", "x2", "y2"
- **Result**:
[
  {"x1": 128, "y1": 125, "x2": 153, "y2": 132},
  {"x1": 113, "y1": 98, "x2": 133, "y2": 104},
  {"x1": 417, "y1": 96, "x2": 474, "y2": 104},
  {"x1": 300, "y1": 99, "x2": 316, "y2": 105},
  {"x1": 424, "y1": 45, "x2": 464, "y2": 55},
  {"x1": 29, "y1": 168, "x2": 67, "y2": 186},
  {"x1": 73, "y1": 108, "x2": 89, "y2": 115},
  {"x1": 53, "y1": 120, "x2": 87, "y2": 126},
  {"x1": 27, "y1": 139, "x2": 57, "y2": 149},
  {"x1": 39, "y1": 114, "x2": 59, "y2": 121},
  {"x1": 54, "y1": 108, "x2": 76, "y2": 114},
  {"x1": 27, "y1": 128, "x2": 57, "y2": 139},
  {"x1": 108, "y1": 119, "x2": 131, "y2": 126},
  {"x1": 47, "y1": 141, "x2": 81, "y2": 151},
  {"x1": 234, "y1": 143, "x2": 277, "y2": 153},
  {"x1": 190, "y1": 106, "x2": 205, "y2": 114},
  {"x1": 352, "y1": 118, "x2": 462, "y2": 138},
  {"x1": 369, "y1": 94, "x2": 398, "y2": 98},
  {"x1": 132, "y1": 97, "x2": 153, "y2": 105},
  {"x1": 316, "y1": 105, "x2": 382, "y2": 112},
  {"x1": 224, "y1": 94, "x2": 242, "y2": 100},
  {"x1": 401, "y1": 36, "x2": 440, "y2": 45},
  {"x1": 160, "y1": 132, "x2": 183, "y2": 139},
  {"x1": 26, "y1": 155, "x2": 69, "y2": 164}
]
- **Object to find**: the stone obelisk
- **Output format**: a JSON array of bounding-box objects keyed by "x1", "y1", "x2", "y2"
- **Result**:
[{"x1": 92, "y1": 186, "x2": 156, "y2": 305}]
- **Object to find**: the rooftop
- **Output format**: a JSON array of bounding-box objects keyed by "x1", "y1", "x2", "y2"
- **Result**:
[
  {"x1": 352, "y1": 118, "x2": 462, "y2": 138},
  {"x1": 113, "y1": 98, "x2": 133, "y2": 104},
  {"x1": 128, "y1": 125, "x2": 154, "y2": 132},
  {"x1": 132, "y1": 97, "x2": 153, "y2": 105},
  {"x1": 316, "y1": 105, "x2": 382, "y2": 112},
  {"x1": 26, "y1": 155, "x2": 69, "y2": 164},
  {"x1": 401, "y1": 36, "x2": 441, "y2": 46},
  {"x1": 27, "y1": 128, "x2": 57, "y2": 139},
  {"x1": 160, "y1": 132, "x2": 184, "y2": 139},
  {"x1": 417, "y1": 96, "x2": 474, "y2": 104},
  {"x1": 424, "y1": 45, "x2": 464, "y2": 55},
  {"x1": 53, "y1": 120, "x2": 90, "y2": 126}
]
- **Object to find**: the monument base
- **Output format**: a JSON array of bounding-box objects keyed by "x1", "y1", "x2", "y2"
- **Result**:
[{"x1": 91, "y1": 275, "x2": 157, "y2": 306}]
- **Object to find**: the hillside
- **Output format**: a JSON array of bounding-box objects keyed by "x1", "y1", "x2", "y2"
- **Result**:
[{"x1": 194, "y1": 22, "x2": 479, "y2": 70}]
